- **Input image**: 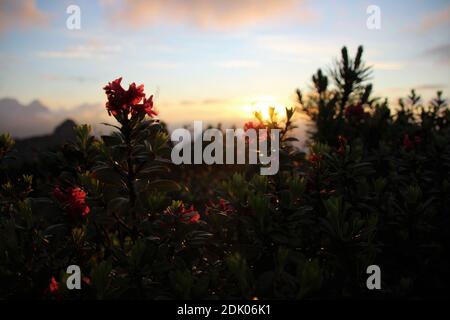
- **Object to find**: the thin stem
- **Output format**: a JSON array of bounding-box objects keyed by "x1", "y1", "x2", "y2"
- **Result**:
[{"x1": 123, "y1": 120, "x2": 137, "y2": 219}]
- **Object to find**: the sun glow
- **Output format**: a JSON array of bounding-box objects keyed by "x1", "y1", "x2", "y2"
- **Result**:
[{"x1": 242, "y1": 96, "x2": 288, "y2": 122}]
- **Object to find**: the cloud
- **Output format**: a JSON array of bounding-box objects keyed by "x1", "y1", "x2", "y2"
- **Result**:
[
  {"x1": 41, "y1": 74, "x2": 95, "y2": 83},
  {"x1": 386, "y1": 84, "x2": 444, "y2": 92},
  {"x1": 414, "y1": 84, "x2": 446, "y2": 91},
  {"x1": 419, "y1": 4, "x2": 450, "y2": 32},
  {"x1": 255, "y1": 35, "x2": 337, "y2": 62},
  {"x1": 102, "y1": 0, "x2": 313, "y2": 30},
  {"x1": 383, "y1": 84, "x2": 447, "y2": 98},
  {"x1": 215, "y1": 60, "x2": 260, "y2": 69},
  {"x1": 38, "y1": 40, "x2": 122, "y2": 60},
  {"x1": 369, "y1": 61, "x2": 403, "y2": 71},
  {"x1": 0, "y1": 0, "x2": 49, "y2": 33},
  {"x1": 178, "y1": 98, "x2": 229, "y2": 106},
  {"x1": 422, "y1": 44, "x2": 450, "y2": 65},
  {"x1": 142, "y1": 61, "x2": 183, "y2": 69}
]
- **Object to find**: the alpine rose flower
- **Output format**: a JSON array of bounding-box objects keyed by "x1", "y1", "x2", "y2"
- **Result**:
[
  {"x1": 132, "y1": 95, "x2": 157, "y2": 117},
  {"x1": 54, "y1": 186, "x2": 90, "y2": 219},
  {"x1": 244, "y1": 121, "x2": 268, "y2": 142},
  {"x1": 175, "y1": 203, "x2": 200, "y2": 224},
  {"x1": 244, "y1": 121, "x2": 265, "y2": 131},
  {"x1": 308, "y1": 153, "x2": 321, "y2": 164},
  {"x1": 103, "y1": 77, "x2": 158, "y2": 119},
  {"x1": 48, "y1": 277, "x2": 59, "y2": 294},
  {"x1": 126, "y1": 82, "x2": 145, "y2": 105},
  {"x1": 205, "y1": 198, "x2": 234, "y2": 215}
]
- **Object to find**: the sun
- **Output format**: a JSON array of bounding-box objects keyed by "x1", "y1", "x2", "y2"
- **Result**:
[{"x1": 242, "y1": 96, "x2": 287, "y2": 122}]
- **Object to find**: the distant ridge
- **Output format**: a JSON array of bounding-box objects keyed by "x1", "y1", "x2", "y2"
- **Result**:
[{"x1": 10, "y1": 119, "x2": 77, "y2": 164}]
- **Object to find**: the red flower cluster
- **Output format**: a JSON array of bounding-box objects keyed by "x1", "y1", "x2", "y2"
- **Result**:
[
  {"x1": 174, "y1": 203, "x2": 200, "y2": 224},
  {"x1": 244, "y1": 121, "x2": 268, "y2": 143},
  {"x1": 244, "y1": 121, "x2": 266, "y2": 132},
  {"x1": 403, "y1": 134, "x2": 422, "y2": 152},
  {"x1": 48, "y1": 276, "x2": 59, "y2": 294},
  {"x1": 54, "y1": 186, "x2": 90, "y2": 219},
  {"x1": 344, "y1": 103, "x2": 365, "y2": 120},
  {"x1": 308, "y1": 153, "x2": 321, "y2": 164},
  {"x1": 82, "y1": 276, "x2": 92, "y2": 286},
  {"x1": 206, "y1": 198, "x2": 234, "y2": 215},
  {"x1": 103, "y1": 77, "x2": 157, "y2": 118},
  {"x1": 217, "y1": 198, "x2": 233, "y2": 213}
]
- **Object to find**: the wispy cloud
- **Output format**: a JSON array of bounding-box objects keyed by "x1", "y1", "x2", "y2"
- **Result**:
[
  {"x1": 255, "y1": 35, "x2": 337, "y2": 62},
  {"x1": 414, "y1": 84, "x2": 446, "y2": 91},
  {"x1": 215, "y1": 60, "x2": 260, "y2": 69},
  {"x1": 178, "y1": 98, "x2": 229, "y2": 106},
  {"x1": 102, "y1": 0, "x2": 314, "y2": 30},
  {"x1": 382, "y1": 84, "x2": 447, "y2": 100},
  {"x1": 0, "y1": 0, "x2": 49, "y2": 33},
  {"x1": 419, "y1": 4, "x2": 450, "y2": 32},
  {"x1": 41, "y1": 74, "x2": 96, "y2": 83},
  {"x1": 142, "y1": 61, "x2": 183, "y2": 69},
  {"x1": 369, "y1": 61, "x2": 404, "y2": 71},
  {"x1": 422, "y1": 44, "x2": 450, "y2": 65},
  {"x1": 38, "y1": 40, "x2": 122, "y2": 60}
]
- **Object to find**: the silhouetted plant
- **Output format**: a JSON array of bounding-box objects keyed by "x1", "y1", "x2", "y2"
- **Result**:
[{"x1": 0, "y1": 47, "x2": 449, "y2": 299}]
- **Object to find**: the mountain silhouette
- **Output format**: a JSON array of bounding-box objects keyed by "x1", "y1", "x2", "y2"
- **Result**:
[
  {"x1": 0, "y1": 97, "x2": 109, "y2": 138},
  {"x1": 10, "y1": 119, "x2": 77, "y2": 165}
]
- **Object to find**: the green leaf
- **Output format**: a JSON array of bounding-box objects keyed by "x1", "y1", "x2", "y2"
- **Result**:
[
  {"x1": 148, "y1": 179, "x2": 180, "y2": 192},
  {"x1": 107, "y1": 197, "x2": 129, "y2": 215}
]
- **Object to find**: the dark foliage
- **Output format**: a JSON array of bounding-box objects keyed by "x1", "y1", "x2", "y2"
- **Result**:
[{"x1": 1, "y1": 46, "x2": 449, "y2": 299}]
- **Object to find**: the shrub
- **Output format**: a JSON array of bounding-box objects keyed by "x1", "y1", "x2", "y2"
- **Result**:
[{"x1": 0, "y1": 46, "x2": 449, "y2": 299}]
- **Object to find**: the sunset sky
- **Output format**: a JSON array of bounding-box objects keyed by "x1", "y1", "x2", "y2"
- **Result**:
[{"x1": 0, "y1": 0, "x2": 449, "y2": 136}]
